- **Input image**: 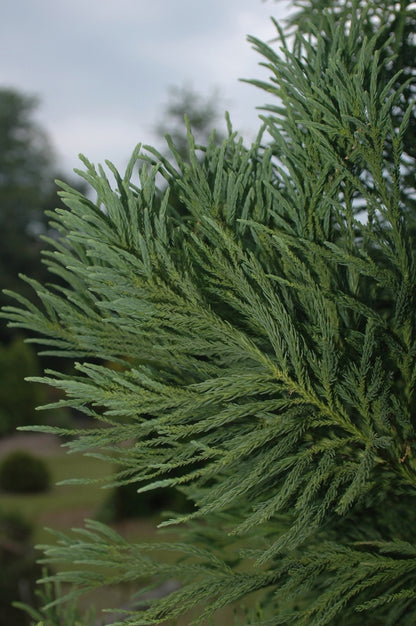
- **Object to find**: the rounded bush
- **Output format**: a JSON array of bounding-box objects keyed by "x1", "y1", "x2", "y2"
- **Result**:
[{"x1": 0, "y1": 450, "x2": 51, "y2": 493}]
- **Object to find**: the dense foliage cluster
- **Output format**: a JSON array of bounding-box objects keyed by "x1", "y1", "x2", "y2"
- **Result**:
[{"x1": 3, "y1": 1, "x2": 416, "y2": 623}]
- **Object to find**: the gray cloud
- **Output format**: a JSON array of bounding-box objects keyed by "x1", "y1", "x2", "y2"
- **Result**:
[{"x1": 1, "y1": 0, "x2": 290, "y2": 175}]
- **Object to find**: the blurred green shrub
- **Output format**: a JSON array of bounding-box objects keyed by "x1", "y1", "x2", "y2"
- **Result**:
[
  {"x1": 0, "y1": 508, "x2": 41, "y2": 626},
  {"x1": 0, "y1": 337, "x2": 45, "y2": 436},
  {"x1": 0, "y1": 451, "x2": 51, "y2": 493}
]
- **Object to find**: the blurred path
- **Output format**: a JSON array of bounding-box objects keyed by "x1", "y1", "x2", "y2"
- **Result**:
[{"x1": 0, "y1": 433, "x2": 64, "y2": 458}]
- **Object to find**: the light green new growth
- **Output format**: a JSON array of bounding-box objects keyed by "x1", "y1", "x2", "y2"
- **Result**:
[{"x1": 3, "y1": 1, "x2": 416, "y2": 624}]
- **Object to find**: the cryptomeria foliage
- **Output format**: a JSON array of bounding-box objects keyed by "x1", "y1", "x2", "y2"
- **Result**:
[{"x1": 3, "y1": 1, "x2": 416, "y2": 624}]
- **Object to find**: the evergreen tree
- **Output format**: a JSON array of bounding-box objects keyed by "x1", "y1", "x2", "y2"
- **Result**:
[
  {"x1": 0, "y1": 87, "x2": 87, "y2": 342},
  {"x1": 154, "y1": 84, "x2": 225, "y2": 160},
  {"x1": 2, "y1": 1, "x2": 416, "y2": 624},
  {"x1": 0, "y1": 88, "x2": 56, "y2": 337}
]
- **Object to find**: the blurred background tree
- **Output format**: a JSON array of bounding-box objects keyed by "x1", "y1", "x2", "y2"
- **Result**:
[
  {"x1": 0, "y1": 87, "x2": 87, "y2": 433},
  {"x1": 0, "y1": 88, "x2": 60, "y2": 339},
  {"x1": 154, "y1": 84, "x2": 226, "y2": 159}
]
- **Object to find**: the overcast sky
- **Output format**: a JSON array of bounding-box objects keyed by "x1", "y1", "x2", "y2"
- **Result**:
[{"x1": 1, "y1": 0, "x2": 290, "y2": 177}]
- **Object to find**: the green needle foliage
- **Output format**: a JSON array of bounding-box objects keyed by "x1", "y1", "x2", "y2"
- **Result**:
[{"x1": 2, "y1": 1, "x2": 416, "y2": 624}]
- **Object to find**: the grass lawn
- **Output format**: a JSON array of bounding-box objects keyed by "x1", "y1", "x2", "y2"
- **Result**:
[{"x1": 1, "y1": 452, "x2": 114, "y2": 543}]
